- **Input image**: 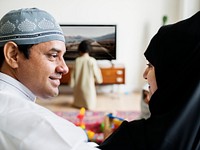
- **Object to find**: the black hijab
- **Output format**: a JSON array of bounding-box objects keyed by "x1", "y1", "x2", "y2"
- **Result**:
[
  {"x1": 161, "y1": 82, "x2": 200, "y2": 149},
  {"x1": 145, "y1": 11, "x2": 200, "y2": 115},
  {"x1": 144, "y1": 11, "x2": 200, "y2": 149},
  {"x1": 99, "y1": 12, "x2": 200, "y2": 150}
]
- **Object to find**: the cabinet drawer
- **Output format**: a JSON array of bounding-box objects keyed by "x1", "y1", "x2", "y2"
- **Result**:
[
  {"x1": 101, "y1": 68, "x2": 125, "y2": 84},
  {"x1": 61, "y1": 67, "x2": 125, "y2": 85}
]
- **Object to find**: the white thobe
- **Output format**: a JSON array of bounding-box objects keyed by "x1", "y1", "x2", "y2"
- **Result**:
[
  {"x1": 70, "y1": 55, "x2": 103, "y2": 110},
  {"x1": 0, "y1": 72, "x2": 99, "y2": 150}
]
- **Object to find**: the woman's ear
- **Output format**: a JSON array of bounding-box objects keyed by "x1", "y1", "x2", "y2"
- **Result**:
[{"x1": 3, "y1": 42, "x2": 19, "y2": 69}]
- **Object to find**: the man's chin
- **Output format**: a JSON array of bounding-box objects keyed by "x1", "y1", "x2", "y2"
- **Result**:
[
  {"x1": 38, "y1": 89, "x2": 59, "y2": 100},
  {"x1": 51, "y1": 89, "x2": 59, "y2": 98}
]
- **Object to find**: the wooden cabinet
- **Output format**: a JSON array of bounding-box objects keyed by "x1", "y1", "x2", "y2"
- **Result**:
[
  {"x1": 100, "y1": 67, "x2": 125, "y2": 84},
  {"x1": 60, "y1": 66, "x2": 125, "y2": 85},
  {"x1": 60, "y1": 68, "x2": 72, "y2": 85}
]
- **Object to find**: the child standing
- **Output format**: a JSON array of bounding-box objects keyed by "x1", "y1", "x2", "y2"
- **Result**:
[{"x1": 70, "y1": 40, "x2": 103, "y2": 110}]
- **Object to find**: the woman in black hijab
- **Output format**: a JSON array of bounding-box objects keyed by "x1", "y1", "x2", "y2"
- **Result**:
[{"x1": 98, "y1": 11, "x2": 200, "y2": 150}]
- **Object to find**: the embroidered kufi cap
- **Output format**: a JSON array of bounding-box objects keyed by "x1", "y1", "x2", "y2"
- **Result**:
[{"x1": 0, "y1": 8, "x2": 65, "y2": 47}]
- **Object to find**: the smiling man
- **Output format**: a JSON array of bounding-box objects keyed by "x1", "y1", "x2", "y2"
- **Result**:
[{"x1": 0, "y1": 8, "x2": 99, "y2": 150}]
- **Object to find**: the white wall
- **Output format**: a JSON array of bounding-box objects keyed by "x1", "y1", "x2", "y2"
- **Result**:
[
  {"x1": 180, "y1": 0, "x2": 200, "y2": 18},
  {"x1": 0, "y1": 0, "x2": 199, "y2": 93}
]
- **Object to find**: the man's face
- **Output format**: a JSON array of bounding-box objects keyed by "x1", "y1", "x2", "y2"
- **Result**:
[{"x1": 16, "y1": 40, "x2": 68, "y2": 99}]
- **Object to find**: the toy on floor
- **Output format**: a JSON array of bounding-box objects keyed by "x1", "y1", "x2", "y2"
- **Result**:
[
  {"x1": 75, "y1": 108, "x2": 126, "y2": 143},
  {"x1": 106, "y1": 113, "x2": 124, "y2": 129},
  {"x1": 76, "y1": 107, "x2": 104, "y2": 143},
  {"x1": 76, "y1": 107, "x2": 86, "y2": 129},
  {"x1": 103, "y1": 113, "x2": 124, "y2": 139}
]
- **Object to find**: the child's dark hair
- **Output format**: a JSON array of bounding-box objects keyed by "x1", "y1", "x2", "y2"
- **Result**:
[
  {"x1": 0, "y1": 44, "x2": 33, "y2": 69},
  {"x1": 78, "y1": 39, "x2": 92, "y2": 53}
]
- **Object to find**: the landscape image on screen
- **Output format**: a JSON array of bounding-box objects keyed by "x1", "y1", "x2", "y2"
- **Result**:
[{"x1": 60, "y1": 25, "x2": 116, "y2": 60}]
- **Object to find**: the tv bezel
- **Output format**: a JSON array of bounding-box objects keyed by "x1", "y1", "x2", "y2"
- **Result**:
[{"x1": 60, "y1": 24, "x2": 117, "y2": 61}]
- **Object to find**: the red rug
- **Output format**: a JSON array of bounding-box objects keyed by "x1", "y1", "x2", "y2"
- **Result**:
[
  {"x1": 54, "y1": 110, "x2": 141, "y2": 143},
  {"x1": 55, "y1": 110, "x2": 140, "y2": 130},
  {"x1": 55, "y1": 110, "x2": 140, "y2": 123}
]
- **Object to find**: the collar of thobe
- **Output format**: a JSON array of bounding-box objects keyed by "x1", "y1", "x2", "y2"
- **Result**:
[{"x1": 0, "y1": 72, "x2": 36, "y2": 102}]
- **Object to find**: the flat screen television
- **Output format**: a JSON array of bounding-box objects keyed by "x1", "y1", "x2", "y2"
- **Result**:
[{"x1": 60, "y1": 24, "x2": 117, "y2": 61}]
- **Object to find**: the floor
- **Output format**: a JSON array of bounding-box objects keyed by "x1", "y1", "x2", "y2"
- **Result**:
[{"x1": 36, "y1": 85, "x2": 142, "y2": 114}]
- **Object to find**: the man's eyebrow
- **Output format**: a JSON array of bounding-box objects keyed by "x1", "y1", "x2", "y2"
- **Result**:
[
  {"x1": 50, "y1": 48, "x2": 60, "y2": 52},
  {"x1": 50, "y1": 48, "x2": 66, "y2": 53}
]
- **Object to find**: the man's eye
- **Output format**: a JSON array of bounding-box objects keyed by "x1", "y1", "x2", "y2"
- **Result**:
[
  {"x1": 46, "y1": 53, "x2": 58, "y2": 60},
  {"x1": 51, "y1": 53, "x2": 58, "y2": 58},
  {"x1": 48, "y1": 53, "x2": 58, "y2": 58}
]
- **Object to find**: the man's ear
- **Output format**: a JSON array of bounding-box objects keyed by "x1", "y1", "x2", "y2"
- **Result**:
[{"x1": 3, "y1": 42, "x2": 19, "y2": 68}]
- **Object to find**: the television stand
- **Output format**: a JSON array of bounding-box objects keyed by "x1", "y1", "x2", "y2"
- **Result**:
[{"x1": 60, "y1": 64, "x2": 125, "y2": 85}]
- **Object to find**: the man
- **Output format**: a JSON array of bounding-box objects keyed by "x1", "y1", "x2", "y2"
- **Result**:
[{"x1": 0, "y1": 8, "x2": 99, "y2": 150}]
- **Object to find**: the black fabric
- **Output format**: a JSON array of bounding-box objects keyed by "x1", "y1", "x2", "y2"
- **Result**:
[
  {"x1": 99, "y1": 120, "x2": 146, "y2": 150},
  {"x1": 160, "y1": 83, "x2": 200, "y2": 150},
  {"x1": 99, "y1": 11, "x2": 200, "y2": 150},
  {"x1": 145, "y1": 12, "x2": 200, "y2": 115}
]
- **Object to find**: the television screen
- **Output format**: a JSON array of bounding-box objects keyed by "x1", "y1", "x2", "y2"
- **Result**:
[{"x1": 60, "y1": 24, "x2": 117, "y2": 61}]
